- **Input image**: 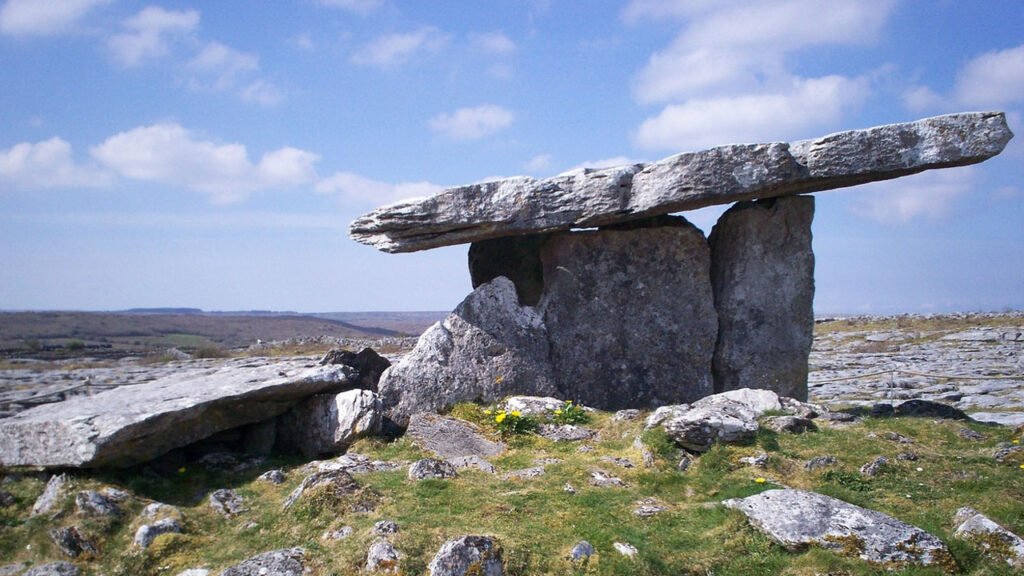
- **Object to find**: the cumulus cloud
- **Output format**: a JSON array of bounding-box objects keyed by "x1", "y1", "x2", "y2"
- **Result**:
[
  {"x1": 351, "y1": 27, "x2": 448, "y2": 68},
  {"x1": 187, "y1": 41, "x2": 259, "y2": 90},
  {"x1": 0, "y1": 137, "x2": 112, "y2": 189},
  {"x1": 954, "y1": 44, "x2": 1024, "y2": 108},
  {"x1": 107, "y1": 6, "x2": 199, "y2": 67},
  {"x1": 315, "y1": 0, "x2": 384, "y2": 14},
  {"x1": 847, "y1": 168, "x2": 976, "y2": 224},
  {"x1": 0, "y1": 0, "x2": 111, "y2": 37},
  {"x1": 91, "y1": 123, "x2": 319, "y2": 204},
  {"x1": 471, "y1": 31, "x2": 516, "y2": 55},
  {"x1": 524, "y1": 154, "x2": 552, "y2": 173},
  {"x1": 316, "y1": 171, "x2": 443, "y2": 205},
  {"x1": 241, "y1": 80, "x2": 284, "y2": 107},
  {"x1": 429, "y1": 105, "x2": 514, "y2": 140}
]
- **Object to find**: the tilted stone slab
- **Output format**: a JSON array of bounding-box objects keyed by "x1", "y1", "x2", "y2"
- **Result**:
[
  {"x1": 350, "y1": 112, "x2": 1012, "y2": 253},
  {"x1": 0, "y1": 359, "x2": 354, "y2": 469}
]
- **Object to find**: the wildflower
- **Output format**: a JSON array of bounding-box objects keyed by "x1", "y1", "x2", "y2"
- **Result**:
[
  {"x1": 511, "y1": 410, "x2": 521, "y2": 417},
  {"x1": 554, "y1": 409, "x2": 563, "y2": 415},
  {"x1": 483, "y1": 409, "x2": 492, "y2": 415},
  {"x1": 496, "y1": 413, "x2": 506, "y2": 423},
  {"x1": 1019, "y1": 464, "x2": 1024, "y2": 470},
  {"x1": 1013, "y1": 439, "x2": 1020, "y2": 444},
  {"x1": 754, "y1": 477, "x2": 766, "y2": 484},
  {"x1": 178, "y1": 467, "x2": 187, "y2": 474}
]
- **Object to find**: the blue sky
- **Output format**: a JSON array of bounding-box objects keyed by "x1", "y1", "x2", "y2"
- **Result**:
[{"x1": 1, "y1": 0, "x2": 1021, "y2": 314}]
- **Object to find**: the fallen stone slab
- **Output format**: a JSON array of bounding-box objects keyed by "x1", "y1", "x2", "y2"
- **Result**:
[
  {"x1": 0, "y1": 359, "x2": 354, "y2": 469},
  {"x1": 953, "y1": 506, "x2": 1024, "y2": 567},
  {"x1": 406, "y1": 414, "x2": 505, "y2": 460},
  {"x1": 350, "y1": 112, "x2": 1012, "y2": 253},
  {"x1": 724, "y1": 489, "x2": 952, "y2": 567}
]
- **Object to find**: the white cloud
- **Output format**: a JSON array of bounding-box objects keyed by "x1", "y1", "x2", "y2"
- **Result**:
[
  {"x1": 471, "y1": 31, "x2": 516, "y2": 55},
  {"x1": 954, "y1": 44, "x2": 1024, "y2": 108},
  {"x1": 524, "y1": 154, "x2": 552, "y2": 173},
  {"x1": 187, "y1": 41, "x2": 259, "y2": 91},
  {"x1": 351, "y1": 27, "x2": 448, "y2": 68},
  {"x1": 12, "y1": 211, "x2": 339, "y2": 230},
  {"x1": 241, "y1": 80, "x2": 284, "y2": 107},
  {"x1": 107, "y1": 6, "x2": 199, "y2": 67},
  {"x1": 316, "y1": 171, "x2": 443, "y2": 205},
  {"x1": 902, "y1": 85, "x2": 947, "y2": 114},
  {"x1": 429, "y1": 105, "x2": 514, "y2": 140},
  {"x1": 292, "y1": 33, "x2": 315, "y2": 51},
  {"x1": 847, "y1": 168, "x2": 976, "y2": 224},
  {"x1": 315, "y1": 0, "x2": 384, "y2": 14},
  {"x1": 0, "y1": 137, "x2": 112, "y2": 189},
  {"x1": 635, "y1": 75, "x2": 869, "y2": 151},
  {"x1": 0, "y1": 0, "x2": 111, "y2": 37},
  {"x1": 91, "y1": 123, "x2": 319, "y2": 204}
]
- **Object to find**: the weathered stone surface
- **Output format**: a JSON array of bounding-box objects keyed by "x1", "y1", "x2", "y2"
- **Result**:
[
  {"x1": 31, "y1": 474, "x2": 68, "y2": 517},
  {"x1": 75, "y1": 490, "x2": 121, "y2": 518},
  {"x1": 469, "y1": 235, "x2": 549, "y2": 306},
  {"x1": 408, "y1": 459, "x2": 458, "y2": 481},
  {"x1": 710, "y1": 196, "x2": 814, "y2": 400},
  {"x1": 282, "y1": 470, "x2": 359, "y2": 510},
  {"x1": 24, "y1": 563, "x2": 79, "y2": 576},
  {"x1": 569, "y1": 541, "x2": 594, "y2": 562},
  {"x1": 219, "y1": 547, "x2": 305, "y2": 576},
  {"x1": 378, "y1": 277, "x2": 557, "y2": 426},
  {"x1": 540, "y1": 219, "x2": 717, "y2": 409},
  {"x1": 764, "y1": 416, "x2": 816, "y2": 434},
  {"x1": 894, "y1": 399, "x2": 969, "y2": 420},
  {"x1": 277, "y1": 389, "x2": 382, "y2": 458},
  {"x1": 319, "y1": 347, "x2": 391, "y2": 392},
  {"x1": 49, "y1": 526, "x2": 96, "y2": 558},
  {"x1": 0, "y1": 360, "x2": 354, "y2": 469},
  {"x1": 428, "y1": 535, "x2": 503, "y2": 576},
  {"x1": 502, "y1": 396, "x2": 565, "y2": 417},
  {"x1": 953, "y1": 507, "x2": 1024, "y2": 567},
  {"x1": 366, "y1": 538, "x2": 401, "y2": 573},
  {"x1": 209, "y1": 489, "x2": 245, "y2": 517},
  {"x1": 350, "y1": 112, "x2": 1012, "y2": 253},
  {"x1": 659, "y1": 389, "x2": 784, "y2": 452},
  {"x1": 406, "y1": 414, "x2": 505, "y2": 460},
  {"x1": 724, "y1": 489, "x2": 951, "y2": 566},
  {"x1": 134, "y1": 518, "x2": 183, "y2": 549},
  {"x1": 536, "y1": 424, "x2": 596, "y2": 442}
]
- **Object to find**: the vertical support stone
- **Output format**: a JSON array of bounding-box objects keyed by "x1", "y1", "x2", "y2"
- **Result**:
[
  {"x1": 468, "y1": 234, "x2": 549, "y2": 306},
  {"x1": 709, "y1": 196, "x2": 815, "y2": 400},
  {"x1": 539, "y1": 217, "x2": 717, "y2": 410}
]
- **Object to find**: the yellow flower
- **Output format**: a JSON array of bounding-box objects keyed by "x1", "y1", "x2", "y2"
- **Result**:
[
  {"x1": 177, "y1": 467, "x2": 187, "y2": 474},
  {"x1": 483, "y1": 409, "x2": 492, "y2": 415},
  {"x1": 511, "y1": 410, "x2": 521, "y2": 417},
  {"x1": 1019, "y1": 464, "x2": 1024, "y2": 470},
  {"x1": 495, "y1": 375, "x2": 504, "y2": 384},
  {"x1": 754, "y1": 477, "x2": 767, "y2": 484},
  {"x1": 1013, "y1": 439, "x2": 1020, "y2": 444},
  {"x1": 495, "y1": 413, "x2": 506, "y2": 423},
  {"x1": 554, "y1": 409, "x2": 563, "y2": 415}
]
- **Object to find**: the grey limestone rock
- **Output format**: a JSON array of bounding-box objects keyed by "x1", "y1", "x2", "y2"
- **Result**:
[
  {"x1": 319, "y1": 347, "x2": 391, "y2": 392},
  {"x1": 536, "y1": 424, "x2": 596, "y2": 442},
  {"x1": 209, "y1": 489, "x2": 245, "y2": 517},
  {"x1": 501, "y1": 396, "x2": 565, "y2": 417},
  {"x1": 589, "y1": 470, "x2": 627, "y2": 488},
  {"x1": 894, "y1": 399, "x2": 969, "y2": 420},
  {"x1": 31, "y1": 474, "x2": 68, "y2": 517},
  {"x1": 952, "y1": 507, "x2": 1024, "y2": 567},
  {"x1": 860, "y1": 456, "x2": 889, "y2": 477},
  {"x1": 218, "y1": 547, "x2": 305, "y2": 576},
  {"x1": 49, "y1": 526, "x2": 96, "y2": 558},
  {"x1": 134, "y1": 518, "x2": 183, "y2": 549},
  {"x1": 350, "y1": 112, "x2": 1012, "y2": 253},
  {"x1": 74, "y1": 490, "x2": 121, "y2": 518},
  {"x1": 277, "y1": 389, "x2": 382, "y2": 457},
  {"x1": 660, "y1": 389, "x2": 787, "y2": 452},
  {"x1": 282, "y1": 469, "x2": 359, "y2": 510},
  {"x1": 24, "y1": 563, "x2": 78, "y2": 576},
  {"x1": 0, "y1": 564, "x2": 25, "y2": 576},
  {"x1": 428, "y1": 535, "x2": 503, "y2": 576},
  {"x1": 724, "y1": 489, "x2": 951, "y2": 566},
  {"x1": 0, "y1": 490, "x2": 14, "y2": 508},
  {"x1": 366, "y1": 538, "x2": 401, "y2": 573},
  {"x1": 408, "y1": 459, "x2": 458, "y2": 481},
  {"x1": 503, "y1": 467, "x2": 545, "y2": 480},
  {"x1": 710, "y1": 196, "x2": 815, "y2": 400},
  {"x1": 764, "y1": 415, "x2": 816, "y2": 434},
  {"x1": 804, "y1": 455, "x2": 838, "y2": 471},
  {"x1": 378, "y1": 277, "x2": 557, "y2": 426},
  {"x1": 405, "y1": 413, "x2": 505, "y2": 460},
  {"x1": 613, "y1": 542, "x2": 638, "y2": 558},
  {"x1": 374, "y1": 520, "x2": 400, "y2": 535},
  {"x1": 257, "y1": 469, "x2": 286, "y2": 485},
  {"x1": 569, "y1": 540, "x2": 594, "y2": 562},
  {"x1": 540, "y1": 218, "x2": 717, "y2": 409},
  {"x1": 447, "y1": 455, "x2": 496, "y2": 474},
  {"x1": 468, "y1": 235, "x2": 549, "y2": 306},
  {"x1": 322, "y1": 526, "x2": 353, "y2": 540},
  {"x1": 0, "y1": 360, "x2": 354, "y2": 469}
]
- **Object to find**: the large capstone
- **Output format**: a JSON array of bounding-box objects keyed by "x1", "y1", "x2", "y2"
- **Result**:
[
  {"x1": 540, "y1": 217, "x2": 717, "y2": 409},
  {"x1": 710, "y1": 196, "x2": 815, "y2": 400},
  {"x1": 378, "y1": 277, "x2": 557, "y2": 426}
]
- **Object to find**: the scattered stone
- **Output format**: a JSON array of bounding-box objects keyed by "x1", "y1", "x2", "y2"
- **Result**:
[
  {"x1": 710, "y1": 196, "x2": 814, "y2": 401},
  {"x1": 209, "y1": 489, "x2": 245, "y2": 517},
  {"x1": 958, "y1": 428, "x2": 986, "y2": 441},
  {"x1": 427, "y1": 535, "x2": 504, "y2": 576},
  {"x1": 662, "y1": 396, "x2": 762, "y2": 452},
  {"x1": 613, "y1": 542, "x2": 638, "y2": 559},
  {"x1": 277, "y1": 389, "x2": 383, "y2": 458},
  {"x1": 952, "y1": 507, "x2": 1024, "y2": 567},
  {"x1": 641, "y1": 449, "x2": 655, "y2": 468},
  {"x1": 575, "y1": 444, "x2": 594, "y2": 453},
  {"x1": 536, "y1": 424, "x2": 596, "y2": 442},
  {"x1": 408, "y1": 459, "x2": 458, "y2": 481},
  {"x1": 724, "y1": 489, "x2": 951, "y2": 566},
  {"x1": 894, "y1": 399, "x2": 969, "y2": 420},
  {"x1": 677, "y1": 455, "x2": 692, "y2": 472},
  {"x1": 533, "y1": 457, "x2": 562, "y2": 466},
  {"x1": 100, "y1": 487, "x2": 130, "y2": 502},
  {"x1": 633, "y1": 498, "x2": 669, "y2": 517},
  {"x1": 134, "y1": 518, "x2": 183, "y2": 549},
  {"x1": 23, "y1": 563, "x2": 79, "y2": 576},
  {"x1": 31, "y1": 473, "x2": 68, "y2": 517},
  {"x1": 322, "y1": 526, "x2": 354, "y2": 541},
  {"x1": 644, "y1": 405, "x2": 689, "y2": 430},
  {"x1": 220, "y1": 547, "x2": 305, "y2": 576},
  {"x1": 378, "y1": 278, "x2": 558, "y2": 426},
  {"x1": 406, "y1": 414, "x2": 505, "y2": 460},
  {"x1": 589, "y1": 470, "x2": 627, "y2": 488},
  {"x1": 283, "y1": 470, "x2": 359, "y2": 510},
  {"x1": 374, "y1": 520, "x2": 400, "y2": 536},
  {"x1": 447, "y1": 455, "x2": 496, "y2": 474},
  {"x1": 319, "y1": 347, "x2": 391, "y2": 391},
  {"x1": 502, "y1": 396, "x2": 565, "y2": 417},
  {"x1": 897, "y1": 452, "x2": 919, "y2": 462},
  {"x1": 613, "y1": 409, "x2": 641, "y2": 421},
  {"x1": 780, "y1": 397, "x2": 821, "y2": 419},
  {"x1": 0, "y1": 360, "x2": 354, "y2": 469},
  {"x1": 141, "y1": 502, "x2": 179, "y2": 520},
  {"x1": 0, "y1": 490, "x2": 15, "y2": 508},
  {"x1": 764, "y1": 416, "x2": 816, "y2": 434},
  {"x1": 860, "y1": 456, "x2": 889, "y2": 477},
  {"x1": 75, "y1": 490, "x2": 121, "y2": 518},
  {"x1": 884, "y1": 432, "x2": 914, "y2": 444},
  {"x1": 504, "y1": 467, "x2": 545, "y2": 480},
  {"x1": 821, "y1": 411, "x2": 858, "y2": 423},
  {"x1": 600, "y1": 456, "x2": 634, "y2": 469},
  {"x1": 258, "y1": 469, "x2": 286, "y2": 485},
  {"x1": 804, "y1": 455, "x2": 838, "y2": 471},
  {"x1": 569, "y1": 540, "x2": 594, "y2": 563},
  {"x1": 740, "y1": 453, "x2": 770, "y2": 468},
  {"x1": 563, "y1": 483, "x2": 576, "y2": 495},
  {"x1": 304, "y1": 453, "x2": 403, "y2": 475},
  {"x1": 993, "y1": 443, "x2": 1024, "y2": 464},
  {"x1": 49, "y1": 526, "x2": 97, "y2": 558},
  {"x1": 366, "y1": 538, "x2": 401, "y2": 573},
  {"x1": 0, "y1": 564, "x2": 26, "y2": 576}
]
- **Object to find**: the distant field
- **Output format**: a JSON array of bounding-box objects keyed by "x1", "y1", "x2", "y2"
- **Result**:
[{"x1": 0, "y1": 310, "x2": 444, "y2": 359}]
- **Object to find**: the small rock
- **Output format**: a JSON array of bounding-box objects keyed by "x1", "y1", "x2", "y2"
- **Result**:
[
  {"x1": 134, "y1": 518, "x2": 182, "y2": 549},
  {"x1": 141, "y1": 502, "x2": 179, "y2": 519},
  {"x1": 633, "y1": 497, "x2": 668, "y2": 517},
  {"x1": 258, "y1": 469, "x2": 286, "y2": 485},
  {"x1": 532, "y1": 457, "x2": 562, "y2": 466},
  {"x1": 641, "y1": 449, "x2": 655, "y2": 468},
  {"x1": 408, "y1": 459, "x2": 458, "y2": 481},
  {"x1": 322, "y1": 526, "x2": 354, "y2": 540},
  {"x1": 860, "y1": 456, "x2": 889, "y2": 477},
  {"x1": 24, "y1": 562, "x2": 79, "y2": 576},
  {"x1": 49, "y1": 526, "x2": 96, "y2": 558},
  {"x1": 894, "y1": 399, "x2": 969, "y2": 420},
  {"x1": 0, "y1": 490, "x2": 15, "y2": 508},
  {"x1": 952, "y1": 506, "x2": 1024, "y2": 567},
  {"x1": 613, "y1": 409, "x2": 641, "y2": 421},
  {"x1": 677, "y1": 455, "x2": 692, "y2": 472},
  {"x1": 503, "y1": 467, "x2": 545, "y2": 480},
  {"x1": 897, "y1": 452, "x2": 919, "y2": 462},
  {"x1": 374, "y1": 520, "x2": 400, "y2": 536},
  {"x1": 220, "y1": 547, "x2": 305, "y2": 576},
  {"x1": 613, "y1": 542, "x2": 638, "y2": 558},
  {"x1": 884, "y1": 432, "x2": 914, "y2": 444},
  {"x1": 821, "y1": 411, "x2": 858, "y2": 423},
  {"x1": 100, "y1": 487, "x2": 130, "y2": 501},
  {"x1": 283, "y1": 470, "x2": 360, "y2": 510},
  {"x1": 428, "y1": 535, "x2": 504, "y2": 576},
  {"x1": 569, "y1": 540, "x2": 594, "y2": 563},
  {"x1": 197, "y1": 452, "x2": 238, "y2": 469},
  {"x1": 644, "y1": 405, "x2": 689, "y2": 430},
  {"x1": 804, "y1": 455, "x2": 837, "y2": 471},
  {"x1": 563, "y1": 483, "x2": 576, "y2": 495},
  {"x1": 31, "y1": 473, "x2": 68, "y2": 517},
  {"x1": 958, "y1": 428, "x2": 986, "y2": 441},
  {"x1": 209, "y1": 489, "x2": 245, "y2": 517},
  {"x1": 502, "y1": 396, "x2": 565, "y2": 416},
  {"x1": 576, "y1": 444, "x2": 594, "y2": 453},
  {"x1": 589, "y1": 470, "x2": 626, "y2": 488},
  {"x1": 994, "y1": 443, "x2": 1024, "y2": 463},
  {"x1": 599, "y1": 456, "x2": 634, "y2": 469},
  {"x1": 447, "y1": 455, "x2": 496, "y2": 474},
  {"x1": 536, "y1": 424, "x2": 596, "y2": 442},
  {"x1": 739, "y1": 452, "x2": 770, "y2": 467},
  {"x1": 366, "y1": 538, "x2": 401, "y2": 573},
  {"x1": 75, "y1": 490, "x2": 121, "y2": 517},
  {"x1": 764, "y1": 416, "x2": 816, "y2": 434}
]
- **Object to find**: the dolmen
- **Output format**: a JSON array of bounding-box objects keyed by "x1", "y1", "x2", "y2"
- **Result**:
[{"x1": 351, "y1": 112, "x2": 1013, "y2": 426}]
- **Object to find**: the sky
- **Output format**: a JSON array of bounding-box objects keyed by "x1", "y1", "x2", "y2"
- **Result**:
[{"x1": 0, "y1": 0, "x2": 1022, "y2": 314}]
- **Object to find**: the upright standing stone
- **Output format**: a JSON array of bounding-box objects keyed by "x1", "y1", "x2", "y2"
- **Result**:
[
  {"x1": 540, "y1": 217, "x2": 717, "y2": 409},
  {"x1": 468, "y1": 235, "x2": 549, "y2": 306},
  {"x1": 709, "y1": 196, "x2": 815, "y2": 400}
]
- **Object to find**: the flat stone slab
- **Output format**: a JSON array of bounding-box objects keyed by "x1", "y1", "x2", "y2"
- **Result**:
[
  {"x1": 0, "y1": 359, "x2": 353, "y2": 469},
  {"x1": 350, "y1": 112, "x2": 1012, "y2": 252},
  {"x1": 405, "y1": 413, "x2": 505, "y2": 459}
]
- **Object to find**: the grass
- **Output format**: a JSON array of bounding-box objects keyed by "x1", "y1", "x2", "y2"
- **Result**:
[{"x1": 1, "y1": 409, "x2": 1022, "y2": 575}]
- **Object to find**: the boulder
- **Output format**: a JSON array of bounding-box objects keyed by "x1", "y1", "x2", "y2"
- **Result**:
[
  {"x1": 209, "y1": 489, "x2": 245, "y2": 517},
  {"x1": 710, "y1": 196, "x2": 815, "y2": 400},
  {"x1": 320, "y1": 347, "x2": 391, "y2": 391},
  {"x1": 75, "y1": 490, "x2": 122, "y2": 518},
  {"x1": 366, "y1": 538, "x2": 401, "y2": 573},
  {"x1": 378, "y1": 277, "x2": 558, "y2": 426},
  {"x1": 0, "y1": 360, "x2": 354, "y2": 469},
  {"x1": 134, "y1": 518, "x2": 183, "y2": 549},
  {"x1": 282, "y1": 470, "x2": 359, "y2": 510},
  {"x1": 31, "y1": 474, "x2": 68, "y2": 517},
  {"x1": 408, "y1": 459, "x2": 458, "y2": 481},
  {"x1": 952, "y1": 507, "x2": 1024, "y2": 567},
  {"x1": 569, "y1": 541, "x2": 594, "y2": 563},
  {"x1": 468, "y1": 235, "x2": 549, "y2": 306},
  {"x1": 659, "y1": 389, "x2": 784, "y2": 452},
  {"x1": 219, "y1": 548, "x2": 305, "y2": 576},
  {"x1": 277, "y1": 389, "x2": 383, "y2": 457},
  {"x1": 49, "y1": 526, "x2": 96, "y2": 558},
  {"x1": 894, "y1": 399, "x2": 969, "y2": 420},
  {"x1": 405, "y1": 414, "x2": 505, "y2": 460},
  {"x1": 349, "y1": 112, "x2": 1012, "y2": 253},
  {"x1": 540, "y1": 218, "x2": 717, "y2": 409},
  {"x1": 501, "y1": 396, "x2": 565, "y2": 417},
  {"x1": 725, "y1": 489, "x2": 951, "y2": 566},
  {"x1": 428, "y1": 535, "x2": 503, "y2": 576}
]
